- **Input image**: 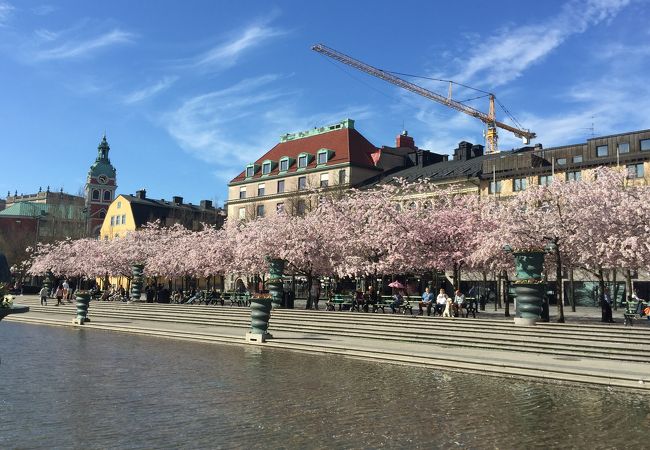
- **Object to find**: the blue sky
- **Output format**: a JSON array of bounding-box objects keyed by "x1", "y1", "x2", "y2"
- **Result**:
[{"x1": 1, "y1": 0, "x2": 648, "y2": 206}]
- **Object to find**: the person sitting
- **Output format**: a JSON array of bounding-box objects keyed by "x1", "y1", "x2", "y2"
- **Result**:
[
  {"x1": 363, "y1": 286, "x2": 378, "y2": 312},
  {"x1": 452, "y1": 289, "x2": 467, "y2": 317},
  {"x1": 390, "y1": 291, "x2": 404, "y2": 314},
  {"x1": 434, "y1": 289, "x2": 449, "y2": 316},
  {"x1": 418, "y1": 287, "x2": 434, "y2": 316},
  {"x1": 352, "y1": 290, "x2": 364, "y2": 312}
]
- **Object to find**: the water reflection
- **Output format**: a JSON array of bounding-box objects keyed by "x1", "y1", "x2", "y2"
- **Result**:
[{"x1": 0, "y1": 322, "x2": 648, "y2": 449}]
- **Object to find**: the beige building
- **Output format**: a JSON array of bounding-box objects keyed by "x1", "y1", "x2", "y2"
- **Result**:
[{"x1": 226, "y1": 119, "x2": 443, "y2": 219}]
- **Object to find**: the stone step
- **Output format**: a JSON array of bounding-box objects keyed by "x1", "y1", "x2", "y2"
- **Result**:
[
  {"x1": 8, "y1": 314, "x2": 650, "y2": 392},
  {"x1": 28, "y1": 305, "x2": 650, "y2": 363}
]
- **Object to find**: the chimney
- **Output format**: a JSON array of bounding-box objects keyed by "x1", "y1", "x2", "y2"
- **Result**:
[
  {"x1": 135, "y1": 189, "x2": 147, "y2": 199},
  {"x1": 396, "y1": 130, "x2": 416, "y2": 149},
  {"x1": 172, "y1": 196, "x2": 183, "y2": 205},
  {"x1": 200, "y1": 200, "x2": 213, "y2": 209},
  {"x1": 453, "y1": 141, "x2": 474, "y2": 161}
]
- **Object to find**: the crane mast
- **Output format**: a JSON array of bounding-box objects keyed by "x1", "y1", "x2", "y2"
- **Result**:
[{"x1": 312, "y1": 43, "x2": 536, "y2": 154}]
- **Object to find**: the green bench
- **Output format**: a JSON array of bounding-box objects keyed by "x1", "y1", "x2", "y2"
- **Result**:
[
  {"x1": 326, "y1": 295, "x2": 356, "y2": 311},
  {"x1": 622, "y1": 299, "x2": 648, "y2": 326}
]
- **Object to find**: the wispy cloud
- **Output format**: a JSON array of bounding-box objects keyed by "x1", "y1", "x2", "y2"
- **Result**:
[
  {"x1": 451, "y1": 0, "x2": 630, "y2": 87},
  {"x1": 163, "y1": 75, "x2": 373, "y2": 180},
  {"x1": 0, "y1": 1, "x2": 14, "y2": 26},
  {"x1": 123, "y1": 76, "x2": 178, "y2": 104},
  {"x1": 32, "y1": 4, "x2": 56, "y2": 16},
  {"x1": 33, "y1": 28, "x2": 135, "y2": 60},
  {"x1": 195, "y1": 24, "x2": 285, "y2": 69}
]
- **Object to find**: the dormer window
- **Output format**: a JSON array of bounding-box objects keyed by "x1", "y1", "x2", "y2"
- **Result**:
[
  {"x1": 317, "y1": 149, "x2": 334, "y2": 166},
  {"x1": 245, "y1": 164, "x2": 259, "y2": 178},
  {"x1": 262, "y1": 162, "x2": 271, "y2": 175},
  {"x1": 278, "y1": 156, "x2": 294, "y2": 173},
  {"x1": 297, "y1": 153, "x2": 312, "y2": 170}
]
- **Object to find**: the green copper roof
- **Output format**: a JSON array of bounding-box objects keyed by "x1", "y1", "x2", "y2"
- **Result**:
[
  {"x1": 0, "y1": 202, "x2": 85, "y2": 220},
  {"x1": 89, "y1": 135, "x2": 117, "y2": 178},
  {"x1": 279, "y1": 119, "x2": 355, "y2": 143}
]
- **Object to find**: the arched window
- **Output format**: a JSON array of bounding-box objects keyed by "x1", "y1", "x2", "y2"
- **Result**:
[
  {"x1": 92, "y1": 189, "x2": 100, "y2": 200},
  {"x1": 103, "y1": 190, "x2": 111, "y2": 201},
  {"x1": 98, "y1": 210, "x2": 106, "y2": 219}
]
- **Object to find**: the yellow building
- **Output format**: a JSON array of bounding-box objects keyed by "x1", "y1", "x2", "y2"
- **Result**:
[{"x1": 99, "y1": 190, "x2": 226, "y2": 293}]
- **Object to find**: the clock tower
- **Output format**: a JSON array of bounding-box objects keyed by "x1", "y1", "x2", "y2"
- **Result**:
[{"x1": 85, "y1": 134, "x2": 117, "y2": 237}]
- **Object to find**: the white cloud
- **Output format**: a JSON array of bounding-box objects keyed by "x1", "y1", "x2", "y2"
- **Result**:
[
  {"x1": 0, "y1": 1, "x2": 14, "y2": 26},
  {"x1": 163, "y1": 75, "x2": 374, "y2": 181},
  {"x1": 196, "y1": 25, "x2": 285, "y2": 69},
  {"x1": 34, "y1": 28, "x2": 135, "y2": 60},
  {"x1": 451, "y1": 0, "x2": 630, "y2": 87},
  {"x1": 32, "y1": 4, "x2": 56, "y2": 16},
  {"x1": 123, "y1": 76, "x2": 178, "y2": 104}
]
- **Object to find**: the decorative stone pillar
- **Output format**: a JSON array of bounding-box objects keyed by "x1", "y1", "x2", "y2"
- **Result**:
[
  {"x1": 247, "y1": 298, "x2": 272, "y2": 343},
  {"x1": 266, "y1": 257, "x2": 285, "y2": 309},
  {"x1": 130, "y1": 264, "x2": 144, "y2": 301},
  {"x1": 72, "y1": 291, "x2": 91, "y2": 325},
  {"x1": 43, "y1": 270, "x2": 53, "y2": 295},
  {"x1": 504, "y1": 246, "x2": 546, "y2": 326}
]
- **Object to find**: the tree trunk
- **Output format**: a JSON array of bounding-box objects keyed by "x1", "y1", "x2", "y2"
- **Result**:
[
  {"x1": 503, "y1": 271, "x2": 510, "y2": 317},
  {"x1": 305, "y1": 272, "x2": 313, "y2": 309},
  {"x1": 625, "y1": 269, "x2": 633, "y2": 306},
  {"x1": 598, "y1": 268, "x2": 606, "y2": 322},
  {"x1": 612, "y1": 269, "x2": 619, "y2": 311},
  {"x1": 481, "y1": 271, "x2": 488, "y2": 311},
  {"x1": 494, "y1": 272, "x2": 501, "y2": 311},
  {"x1": 554, "y1": 246, "x2": 565, "y2": 323},
  {"x1": 569, "y1": 267, "x2": 576, "y2": 312}
]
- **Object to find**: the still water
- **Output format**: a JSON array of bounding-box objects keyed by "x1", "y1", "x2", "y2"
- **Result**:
[{"x1": 1, "y1": 322, "x2": 648, "y2": 449}]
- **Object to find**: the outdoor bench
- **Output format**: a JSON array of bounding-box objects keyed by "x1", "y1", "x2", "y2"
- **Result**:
[
  {"x1": 327, "y1": 295, "x2": 355, "y2": 311},
  {"x1": 622, "y1": 300, "x2": 648, "y2": 326},
  {"x1": 463, "y1": 297, "x2": 479, "y2": 318}
]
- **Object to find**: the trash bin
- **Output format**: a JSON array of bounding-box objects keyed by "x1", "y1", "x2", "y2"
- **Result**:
[{"x1": 285, "y1": 290, "x2": 295, "y2": 309}]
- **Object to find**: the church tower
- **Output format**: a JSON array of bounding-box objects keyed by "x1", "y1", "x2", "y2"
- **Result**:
[{"x1": 85, "y1": 135, "x2": 117, "y2": 236}]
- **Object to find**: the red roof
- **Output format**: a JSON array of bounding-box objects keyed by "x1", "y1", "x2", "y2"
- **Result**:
[{"x1": 230, "y1": 127, "x2": 379, "y2": 183}]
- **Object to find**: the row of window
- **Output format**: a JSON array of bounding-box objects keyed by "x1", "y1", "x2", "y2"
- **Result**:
[
  {"x1": 489, "y1": 163, "x2": 645, "y2": 193},
  {"x1": 238, "y1": 170, "x2": 346, "y2": 199},
  {"x1": 552, "y1": 140, "x2": 650, "y2": 165},
  {"x1": 109, "y1": 214, "x2": 127, "y2": 226},
  {"x1": 238, "y1": 200, "x2": 307, "y2": 220},
  {"x1": 246, "y1": 150, "x2": 334, "y2": 178},
  {"x1": 91, "y1": 189, "x2": 113, "y2": 202}
]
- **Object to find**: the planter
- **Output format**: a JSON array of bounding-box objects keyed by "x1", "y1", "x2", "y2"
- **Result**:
[
  {"x1": 266, "y1": 258, "x2": 285, "y2": 309},
  {"x1": 513, "y1": 251, "x2": 545, "y2": 281},
  {"x1": 505, "y1": 248, "x2": 547, "y2": 326},
  {"x1": 130, "y1": 264, "x2": 144, "y2": 301},
  {"x1": 513, "y1": 284, "x2": 544, "y2": 326},
  {"x1": 73, "y1": 292, "x2": 91, "y2": 325},
  {"x1": 248, "y1": 298, "x2": 272, "y2": 342}
]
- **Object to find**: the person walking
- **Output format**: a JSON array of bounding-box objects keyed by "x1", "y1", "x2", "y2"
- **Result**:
[
  {"x1": 55, "y1": 285, "x2": 64, "y2": 306},
  {"x1": 39, "y1": 286, "x2": 48, "y2": 306},
  {"x1": 62, "y1": 279, "x2": 70, "y2": 300}
]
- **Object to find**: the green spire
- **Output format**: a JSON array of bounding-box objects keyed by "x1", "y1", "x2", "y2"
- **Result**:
[{"x1": 97, "y1": 134, "x2": 110, "y2": 161}]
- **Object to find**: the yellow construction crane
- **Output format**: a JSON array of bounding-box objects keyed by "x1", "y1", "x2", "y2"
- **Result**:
[{"x1": 312, "y1": 43, "x2": 536, "y2": 154}]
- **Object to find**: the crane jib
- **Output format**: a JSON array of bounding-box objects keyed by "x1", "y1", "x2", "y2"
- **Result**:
[{"x1": 312, "y1": 43, "x2": 536, "y2": 145}]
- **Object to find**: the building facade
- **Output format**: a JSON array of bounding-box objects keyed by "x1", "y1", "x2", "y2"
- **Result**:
[
  {"x1": 100, "y1": 190, "x2": 225, "y2": 240},
  {"x1": 226, "y1": 119, "x2": 426, "y2": 219}
]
